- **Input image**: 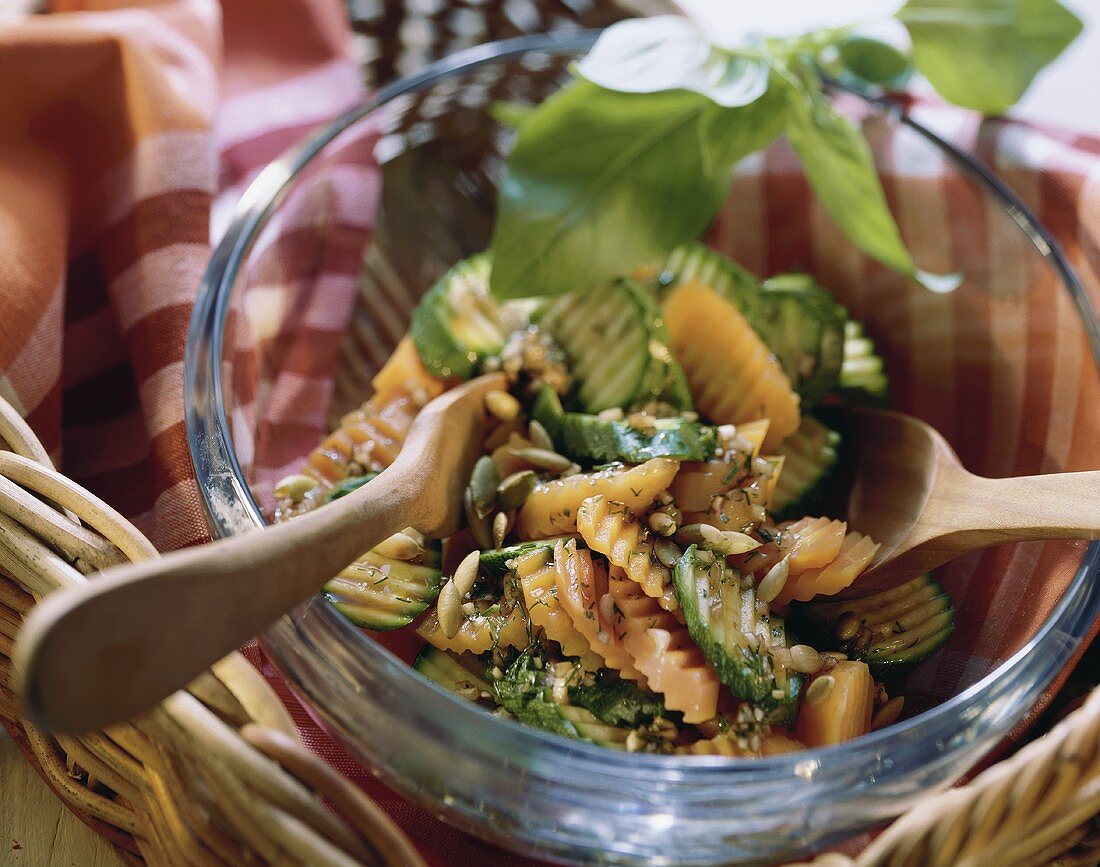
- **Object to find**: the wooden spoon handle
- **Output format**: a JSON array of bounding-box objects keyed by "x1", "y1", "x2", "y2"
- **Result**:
[
  {"x1": 954, "y1": 470, "x2": 1100, "y2": 544},
  {"x1": 14, "y1": 465, "x2": 415, "y2": 734}
]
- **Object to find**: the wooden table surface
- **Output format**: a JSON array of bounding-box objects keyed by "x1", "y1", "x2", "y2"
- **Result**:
[{"x1": 2, "y1": 1, "x2": 1098, "y2": 863}]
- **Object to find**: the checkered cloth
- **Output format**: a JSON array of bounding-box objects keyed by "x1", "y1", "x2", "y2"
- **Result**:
[{"x1": 0, "y1": 3, "x2": 1097, "y2": 865}]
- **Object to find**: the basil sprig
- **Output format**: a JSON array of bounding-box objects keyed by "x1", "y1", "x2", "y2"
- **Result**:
[{"x1": 488, "y1": 1, "x2": 1080, "y2": 300}]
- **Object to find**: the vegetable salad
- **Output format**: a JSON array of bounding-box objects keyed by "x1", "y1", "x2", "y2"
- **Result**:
[{"x1": 273, "y1": 242, "x2": 954, "y2": 755}]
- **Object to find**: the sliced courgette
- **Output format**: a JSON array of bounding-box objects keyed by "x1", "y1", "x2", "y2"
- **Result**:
[
  {"x1": 492, "y1": 653, "x2": 631, "y2": 748},
  {"x1": 531, "y1": 384, "x2": 715, "y2": 465},
  {"x1": 479, "y1": 538, "x2": 576, "y2": 580},
  {"x1": 759, "y1": 274, "x2": 848, "y2": 403},
  {"x1": 674, "y1": 545, "x2": 802, "y2": 721},
  {"x1": 323, "y1": 539, "x2": 443, "y2": 630},
  {"x1": 410, "y1": 254, "x2": 507, "y2": 379},
  {"x1": 539, "y1": 278, "x2": 692, "y2": 413},
  {"x1": 772, "y1": 416, "x2": 842, "y2": 520},
  {"x1": 558, "y1": 414, "x2": 717, "y2": 465},
  {"x1": 789, "y1": 573, "x2": 954, "y2": 676},
  {"x1": 569, "y1": 668, "x2": 669, "y2": 728},
  {"x1": 530, "y1": 383, "x2": 565, "y2": 442},
  {"x1": 654, "y1": 242, "x2": 763, "y2": 311},
  {"x1": 413, "y1": 646, "x2": 494, "y2": 702},
  {"x1": 838, "y1": 319, "x2": 890, "y2": 404},
  {"x1": 652, "y1": 244, "x2": 848, "y2": 403}
]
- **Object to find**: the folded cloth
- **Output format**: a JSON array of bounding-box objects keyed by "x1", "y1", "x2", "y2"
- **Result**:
[{"x1": 0, "y1": 2, "x2": 1097, "y2": 866}]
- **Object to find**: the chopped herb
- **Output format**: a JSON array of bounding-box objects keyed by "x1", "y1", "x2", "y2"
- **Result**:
[{"x1": 722, "y1": 461, "x2": 741, "y2": 485}]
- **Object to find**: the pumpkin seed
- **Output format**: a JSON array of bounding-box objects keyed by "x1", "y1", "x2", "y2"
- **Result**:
[
  {"x1": 788, "y1": 644, "x2": 824, "y2": 675},
  {"x1": 373, "y1": 531, "x2": 423, "y2": 561},
  {"x1": 496, "y1": 470, "x2": 537, "y2": 510},
  {"x1": 274, "y1": 474, "x2": 316, "y2": 504},
  {"x1": 453, "y1": 549, "x2": 481, "y2": 597},
  {"x1": 654, "y1": 539, "x2": 682, "y2": 568},
  {"x1": 676, "y1": 523, "x2": 760, "y2": 556},
  {"x1": 850, "y1": 627, "x2": 873, "y2": 654},
  {"x1": 835, "y1": 612, "x2": 861, "y2": 642},
  {"x1": 515, "y1": 447, "x2": 573, "y2": 473},
  {"x1": 437, "y1": 580, "x2": 462, "y2": 639},
  {"x1": 527, "y1": 419, "x2": 555, "y2": 451},
  {"x1": 756, "y1": 557, "x2": 790, "y2": 603},
  {"x1": 470, "y1": 455, "x2": 499, "y2": 519},
  {"x1": 484, "y1": 390, "x2": 521, "y2": 422},
  {"x1": 805, "y1": 675, "x2": 836, "y2": 707},
  {"x1": 648, "y1": 511, "x2": 678, "y2": 537},
  {"x1": 464, "y1": 487, "x2": 493, "y2": 549},
  {"x1": 492, "y1": 510, "x2": 513, "y2": 547},
  {"x1": 871, "y1": 696, "x2": 905, "y2": 731}
]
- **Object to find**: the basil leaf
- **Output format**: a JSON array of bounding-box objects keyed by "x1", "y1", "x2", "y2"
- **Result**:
[
  {"x1": 490, "y1": 100, "x2": 535, "y2": 129},
  {"x1": 701, "y1": 77, "x2": 790, "y2": 172},
  {"x1": 489, "y1": 81, "x2": 780, "y2": 299},
  {"x1": 898, "y1": 0, "x2": 1083, "y2": 114},
  {"x1": 837, "y1": 35, "x2": 914, "y2": 88},
  {"x1": 678, "y1": 0, "x2": 903, "y2": 48},
  {"x1": 784, "y1": 79, "x2": 960, "y2": 293},
  {"x1": 577, "y1": 16, "x2": 769, "y2": 108}
]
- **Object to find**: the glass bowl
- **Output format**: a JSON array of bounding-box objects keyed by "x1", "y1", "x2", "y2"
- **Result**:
[{"x1": 186, "y1": 32, "x2": 1100, "y2": 866}]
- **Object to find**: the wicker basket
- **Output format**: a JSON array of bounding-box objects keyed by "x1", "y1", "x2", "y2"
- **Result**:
[{"x1": 2, "y1": 1, "x2": 1099, "y2": 866}]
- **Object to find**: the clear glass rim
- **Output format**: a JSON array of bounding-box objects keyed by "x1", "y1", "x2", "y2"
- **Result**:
[{"x1": 186, "y1": 31, "x2": 1100, "y2": 778}]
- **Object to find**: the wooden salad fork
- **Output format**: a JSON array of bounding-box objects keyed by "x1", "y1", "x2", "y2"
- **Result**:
[
  {"x1": 13, "y1": 374, "x2": 507, "y2": 734},
  {"x1": 842, "y1": 408, "x2": 1100, "y2": 596}
]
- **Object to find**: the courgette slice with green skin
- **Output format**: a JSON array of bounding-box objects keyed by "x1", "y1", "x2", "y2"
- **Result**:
[
  {"x1": 478, "y1": 537, "x2": 578, "y2": 579},
  {"x1": 409, "y1": 254, "x2": 507, "y2": 379},
  {"x1": 323, "y1": 540, "x2": 443, "y2": 630},
  {"x1": 413, "y1": 646, "x2": 495, "y2": 701},
  {"x1": 531, "y1": 384, "x2": 716, "y2": 464},
  {"x1": 838, "y1": 319, "x2": 890, "y2": 404},
  {"x1": 568, "y1": 668, "x2": 670, "y2": 728},
  {"x1": 530, "y1": 383, "x2": 565, "y2": 442},
  {"x1": 772, "y1": 416, "x2": 842, "y2": 521},
  {"x1": 674, "y1": 546, "x2": 802, "y2": 721},
  {"x1": 493, "y1": 653, "x2": 631, "y2": 748},
  {"x1": 789, "y1": 573, "x2": 954, "y2": 677},
  {"x1": 652, "y1": 244, "x2": 848, "y2": 403},
  {"x1": 558, "y1": 414, "x2": 718, "y2": 465},
  {"x1": 655, "y1": 241, "x2": 763, "y2": 310},
  {"x1": 539, "y1": 278, "x2": 692, "y2": 413},
  {"x1": 759, "y1": 274, "x2": 848, "y2": 404}
]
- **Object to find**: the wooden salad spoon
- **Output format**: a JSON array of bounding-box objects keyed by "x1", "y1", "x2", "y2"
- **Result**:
[
  {"x1": 841, "y1": 408, "x2": 1100, "y2": 597},
  {"x1": 13, "y1": 373, "x2": 507, "y2": 734}
]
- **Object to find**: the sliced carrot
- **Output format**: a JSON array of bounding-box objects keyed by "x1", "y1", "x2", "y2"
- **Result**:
[
  {"x1": 777, "y1": 531, "x2": 880, "y2": 603},
  {"x1": 793, "y1": 661, "x2": 875, "y2": 748},
  {"x1": 553, "y1": 541, "x2": 646, "y2": 683},
  {"x1": 370, "y1": 335, "x2": 445, "y2": 407},
  {"x1": 785, "y1": 517, "x2": 847, "y2": 571},
  {"x1": 609, "y1": 568, "x2": 718, "y2": 723},
  {"x1": 516, "y1": 549, "x2": 601, "y2": 667},
  {"x1": 663, "y1": 280, "x2": 800, "y2": 451}
]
